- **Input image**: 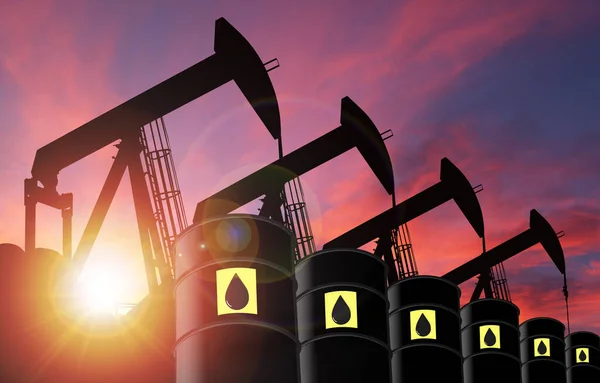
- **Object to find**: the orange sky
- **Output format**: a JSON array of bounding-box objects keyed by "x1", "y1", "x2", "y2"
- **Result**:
[{"x1": 0, "y1": 0, "x2": 599, "y2": 333}]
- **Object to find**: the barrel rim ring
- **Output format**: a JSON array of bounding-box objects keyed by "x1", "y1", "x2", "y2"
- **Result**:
[
  {"x1": 176, "y1": 213, "x2": 295, "y2": 243},
  {"x1": 461, "y1": 297, "x2": 521, "y2": 314},
  {"x1": 522, "y1": 359, "x2": 566, "y2": 368},
  {"x1": 175, "y1": 257, "x2": 294, "y2": 291},
  {"x1": 388, "y1": 302, "x2": 460, "y2": 316},
  {"x1": 175, "y1": 320, "x2": 299, "y2": 355},
  {"x1": 296, "y1": 282, "x2": 388, "y2": 302},
  {"x1": 388, "y1": 275, "x2": 461, "y2": 294},
  {"x1": 520, "y1": 333, "x2": 565, "y2": 343},
  {"x1": 294, "y1": 248, "x2": 388, "y2": 273},
  {"x1": 300, "y1": 332, "x2": 391, "y2": 352},
  {"x1": 463, "y1": 351, "x2": 522, "y2": 363},
  {"x1": 519, "y1": 317, "x2": 565, "y2": 329},
  {"x1": 565, "y1": 344, "x2": 600, "y2": 352},
  {"x1": 391, "y1": 342, "x2": 463, "y2": 358},
  {"x1": 566, "y1": 364, "x2": 600, "y2": 372},
  {"x1": 565, "y1": 330, "x2": 600, "y2": 339},
  {"x1": 461, "y1": 319, "x2": 520, "y2": 331}
]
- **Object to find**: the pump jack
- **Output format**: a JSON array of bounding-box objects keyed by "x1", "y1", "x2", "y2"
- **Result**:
[
  {"x1": 125, "y1": 96, "x2": 394, "y2": 348},
  {"x1": 442, "y1": 209, "x2": 566, "y2": 302},
  {"x1": 24, "y1": 18, "x2": 282, "y2": 294},
  {"x1": 323, "y1": 157, "x2": 484, "y2": 284},
  {"x1": 194, "y1": 96, "x2": 395, "y2": 223}
]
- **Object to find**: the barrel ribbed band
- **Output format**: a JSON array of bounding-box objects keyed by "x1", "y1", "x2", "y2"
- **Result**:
[
  {"x1": 175, "y1": 257, "x2": 293, "y2": 293},
  {"x1": 461, "y1": 319, "x2": 519, "y2": 331},
  {"x1": 175, "y1": 320, "x2": 300, "y2": 356},
  {"x1": 566, "y1": 364, "x2": 600, "y2": 372},
  {"x1": 520, "y1": 333, "x2": 564, "y2": 343},
  {"x1": 564, "y1": 345, "x2": 600, "y2": 352},
  {"x1": 522, "y1": 358, "x2": 566, "y2": 368},
  {"x1": 393, "y1": 342, "x2": 463, "y2": 358},
  {"x1": 300, "y1": 332, "x2": 391, "y2": 352},
  {"x1": 389, "y1": 302, "x2": 459, "y2": 317},
  {"x1": 464, "y1": 351, "x2": 521, "y2": 364},
  {"x1": 296, "y1": 282, "x2": 386, "y2": 302}
]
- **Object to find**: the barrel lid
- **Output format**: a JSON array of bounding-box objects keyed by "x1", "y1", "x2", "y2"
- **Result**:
[
  {"x1": 0, "y1": 243, "x2": 25, "y2": 257},
  {"x1": 387, "y1": 275, "x2": 461, "y2": 313},
  {"x1": 294, "y1": 248, "x2": 388, "y2": 272},
  {"x1": 174, "y1": 214, "x2": 296, "y2": 277},
  {"x1": 294, "y1": 249, "x2": 388, "y2": 297},
  {"x1": 460, "y1": 298, "x2": 520, "y2": 329},
  {"x1": 565, "y1": 331, "x2": 600, "y2": 350},
  {"x1": 176, "y1": 213, "x2": 294, "y2": 243},
  {"x1": 519, "y1": 317, "x2": 565, "y2": 341}
]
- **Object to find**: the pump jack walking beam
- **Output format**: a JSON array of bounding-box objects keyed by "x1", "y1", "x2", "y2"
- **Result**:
[
  {"x1": 29, "y1": 18, "x2": 280, "y2": 192},
  {"x1": 323, "y1": 158, "x2": 484, "y2": 283},
  {"x1": 24, "y1": 18, "x2": 282, "y2": 289},
  {"x1": 442, "y1": 209, "x2": 566, "y2": 301},
  {"x1": 193, "y1": 97, "x2": 395, "y2": 223}
]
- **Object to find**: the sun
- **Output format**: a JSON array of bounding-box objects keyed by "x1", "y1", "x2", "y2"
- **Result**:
[
  {"x1": 77, "y1": 270, "x2": 119, "y2": 314},
  {"x1": 73, "y1": 247, "x2": 129, "y2": 317}
]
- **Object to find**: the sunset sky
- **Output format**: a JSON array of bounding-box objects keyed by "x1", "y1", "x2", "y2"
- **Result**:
[{"x1": 0, "y1": 0, "x2": 599, "y2": 333}]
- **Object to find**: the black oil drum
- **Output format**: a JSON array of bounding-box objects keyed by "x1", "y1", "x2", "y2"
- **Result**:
[
  {"x1": 461, "y1": 298, "x2": 522, "y2": 383},
  {"x1": 388, "y1": 276, "x2": 463, "y2": 383},
  {"x1": 565, "y1": 331, "x2": 600, "y2": 383},
  {"x1": 520, "y1": 317, "x2": 566, "y2": 383},
  {"x1": 174, "y1": 214, "x2": 299, "y2": 383},
  {"x1": 295, "y1": 249, "x2": 390, "y2": 383}
]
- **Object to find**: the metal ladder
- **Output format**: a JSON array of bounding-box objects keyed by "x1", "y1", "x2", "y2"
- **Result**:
[
  {"x1": 139, "y1": 117, "x2": 188, "y2": 280},
  {"x1": 281, "y1": 177, "x2": 317, "y2": 263},
  {"x1": 391, "y1": 224, "x2": 419, "y2": 279},
  {"x1": 490, "y1": 263, "x2": 512, "y2": 301}
]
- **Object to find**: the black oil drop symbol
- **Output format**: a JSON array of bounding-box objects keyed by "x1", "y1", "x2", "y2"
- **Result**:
[
  {"x1": 484, "y1": 328, "x2": 497, "y2": 347},
  {"x1": 578, "y1": 350, "x2": 586, "y2": 362},
  {"x1": 225, "y1": 274, "x2": 249, "y2": 310},
  {"x1": 537, "y1": 341, "x2": 547, "y2": 355},
  {"x1": 416, "y1": 313, "x2": 431, "y2": 337},
  {"x1": 332, "y1": 296, "x2": 351, "y2": 325}
]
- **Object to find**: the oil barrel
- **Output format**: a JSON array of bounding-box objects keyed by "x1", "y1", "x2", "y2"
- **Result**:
[
  {"x1": 461, "y1": 298, "x2": 522, "y2": 383},
  {"x1": 388, "y1": 275, "x2": 463, "y2": 383},
  {"x1": 565, "y1": 331, "x2": 600, "y2": 383},
  {"x1": 174, "y1": 214, "x2": 299, "y2": 383},
  {"x1": 295, "y1": 249, "x2": 390, "y2": 383},
  {"x1": 520, "y1": 317, "x2": 566, "y2": 383}
]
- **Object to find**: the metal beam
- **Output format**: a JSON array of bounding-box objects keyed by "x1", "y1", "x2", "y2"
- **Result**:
[
  {"x1": 442, "y1": 229, "x2": 538, "y2": 285},
  {"x1": 30, "y1": 18, "x2": 281, "y2": 191},
  {"x1": 71, "y1": 145, "x2": 131, "y2": 270},
  {"x1": 324, "y1": 182, "x2": 448, "y2": 249},
  {"x1": 323, "y1": 158, "x2": 484, "y2": 250}
]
